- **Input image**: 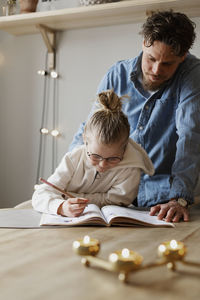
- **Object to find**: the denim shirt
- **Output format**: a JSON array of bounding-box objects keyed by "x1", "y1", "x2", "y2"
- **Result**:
[{"x1": 69, "y1": 52, "x2": 200, "y2": 207}]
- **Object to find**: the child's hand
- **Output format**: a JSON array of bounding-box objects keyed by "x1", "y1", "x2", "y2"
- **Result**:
[{"x1": 57, "y1": 198, "x2": 89, "y2": 217}]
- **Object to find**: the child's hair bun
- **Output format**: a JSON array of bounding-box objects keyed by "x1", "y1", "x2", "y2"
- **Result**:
[
  {"x1": 98, "y1": 89, "x2": 122, "y2": 112},
  {"x1": 84, "y1": 89, "x2": 130, "y2": 145}
]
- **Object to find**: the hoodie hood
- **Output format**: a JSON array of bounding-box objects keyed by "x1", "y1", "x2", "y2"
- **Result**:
[{"x1": 116, "y1": 139, "x2": 155, "y2": 176}]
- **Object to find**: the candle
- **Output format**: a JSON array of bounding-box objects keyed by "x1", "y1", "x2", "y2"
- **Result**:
[
  {"x1": 158, "y1": 240, "x2": 186, "y2": 261},
  {"x1": 109, "y1": 248, "x2": 143, "y2": 272},
  {"x1": 73, "y1": 235, "x2": 100, "y2": 256}
]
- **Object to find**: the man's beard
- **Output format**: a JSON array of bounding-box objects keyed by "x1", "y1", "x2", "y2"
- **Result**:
[{"x1": 142, "y1": 73, "x2": 166, "y2": 91}]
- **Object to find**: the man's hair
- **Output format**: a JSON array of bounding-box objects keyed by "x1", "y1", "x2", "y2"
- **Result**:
[
  {"x1": 84, "y1": 90, "x2": 130, "y2": 145},
  {"x1": 140, "y1": 10, "x2": 196, "y2": 56}
]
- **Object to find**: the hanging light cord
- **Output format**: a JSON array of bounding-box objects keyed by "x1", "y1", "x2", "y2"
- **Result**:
[
  {"x1": 36, "y1": 50, "x2": 59, "y2": 183},
  {"x1": 36, "y1": 51, "x2": 49, "y2": 183}
]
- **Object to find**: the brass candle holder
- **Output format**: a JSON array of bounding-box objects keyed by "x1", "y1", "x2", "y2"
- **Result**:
[
  {"x1": 73, "y1": 236, "x2": 200, "y2": 283},
  {"x1": 157, "y1": 239, "x2": 200, "y2": 271},
  {"x1": 108, "y1": 248, "x2": 143, "y2": 282},
  {"x1": 158, "y1": 239, "x2": 186, "y2": 270},
  {"x1": 73, "y1": 235, "x2": 100, "y2": 256}
]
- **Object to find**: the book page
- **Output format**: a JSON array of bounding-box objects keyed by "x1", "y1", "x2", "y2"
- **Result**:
[
  {"x1": 40, "y1": 204, "x2": 107, "y2": 226},
  {"x1": 101, "y1": 205, "x2": 175, "y2": 227}
]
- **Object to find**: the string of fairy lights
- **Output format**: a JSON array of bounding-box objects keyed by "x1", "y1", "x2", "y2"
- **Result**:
[{"x1": 36, "y1": 50, "x2": 60, "y2": 183}]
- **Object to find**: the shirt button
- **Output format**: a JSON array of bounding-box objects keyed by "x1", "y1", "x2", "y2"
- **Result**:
[
  {"x1": 145, "y1": 105, "x2": 149, "y2": 110},
  {"x1": 139, "y1": 126, "x2": 143, "y2": 130}
]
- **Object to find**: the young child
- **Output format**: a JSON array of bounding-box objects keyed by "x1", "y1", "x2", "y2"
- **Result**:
[{"x1": 32, "y1": 90, "x2": 154, "y2": 217}]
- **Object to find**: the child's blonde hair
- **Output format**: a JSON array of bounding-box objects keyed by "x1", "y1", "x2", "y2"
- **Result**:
[{"x1": 84, "y1": 89, "x2": 130, "y2": 145}]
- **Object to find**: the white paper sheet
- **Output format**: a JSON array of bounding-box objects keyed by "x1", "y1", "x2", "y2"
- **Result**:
[{"x1": 0, "y1": 209, "x2": 41, "y2": 228}]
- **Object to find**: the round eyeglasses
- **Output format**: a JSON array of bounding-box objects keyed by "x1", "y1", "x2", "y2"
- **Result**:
[{"x1": 87, "y1": 152, "x2": 122, "y2": 164}]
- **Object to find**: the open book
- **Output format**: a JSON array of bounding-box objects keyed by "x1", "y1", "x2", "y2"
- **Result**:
[{"x1": 40, "y1": 204, "x2": 175, "y2": 227}]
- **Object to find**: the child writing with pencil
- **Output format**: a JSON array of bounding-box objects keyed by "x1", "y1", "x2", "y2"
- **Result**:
[{"x1": 32, "y1": 90, "x2": 154, "y2": 217}]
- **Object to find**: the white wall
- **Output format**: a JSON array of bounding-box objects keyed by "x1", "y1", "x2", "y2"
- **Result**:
[{"x1": 0, "y1": 17, "x2": 200, "y2": 208}]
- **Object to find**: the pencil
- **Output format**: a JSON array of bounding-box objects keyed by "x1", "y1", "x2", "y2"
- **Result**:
[{"x1": 39, "y1": 177, "x2": 74, "y2": 198}]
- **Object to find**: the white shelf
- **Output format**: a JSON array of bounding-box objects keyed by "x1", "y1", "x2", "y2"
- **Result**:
[{"x1": 0, "y1": 0, "x2": 200, "y2": 35}]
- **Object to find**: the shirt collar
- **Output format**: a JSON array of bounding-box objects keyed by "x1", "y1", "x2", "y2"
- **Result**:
[{"x1": 130, "y1": 52, "x2": 142, "y2": 83}]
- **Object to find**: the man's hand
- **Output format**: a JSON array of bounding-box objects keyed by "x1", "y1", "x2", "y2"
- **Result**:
[
  {"x1": 149, "y1": 200, "x2": 189, "y2": 222},
  {"x1": 57, "y1": 198, "x2": 89, "y2": 217}
]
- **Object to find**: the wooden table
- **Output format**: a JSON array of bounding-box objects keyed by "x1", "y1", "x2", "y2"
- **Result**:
[{"x1": 0, "y1": 203, "x2": 200, "y2": 300}]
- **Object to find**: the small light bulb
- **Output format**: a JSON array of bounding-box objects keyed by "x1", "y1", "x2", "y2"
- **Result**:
[
  {"x1": 158, "y1": 244, "x2": 166, "y2": 253},
  {"x1": 170, "y1": 240, "x2": 178, "y2": 249},
  {"x1": 37, "y1": 70, "x2": 48, "y2": 76},
  {"x1": 109, "y1": 253, "x2": 118, "y2": 263},
  {"x1": 50, "y1": 70, "x2": 58, "y2": 79},
  {"x1": 122, "y1": 248, "x2": 130, "y2": 258},
  {"x1": 40, "y1": 128, "x2": 49, "y2": 134},
  {"x1": 83, "y1": 235, "x2": 90, "y2": 244},
  {"x1": 73, "y1": 241, "x2": 80, "y2": 249},
  {"x1": 51, "y1": 129, "x2": 60, "y2": 137}
]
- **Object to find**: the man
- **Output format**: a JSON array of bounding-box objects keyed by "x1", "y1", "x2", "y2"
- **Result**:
[{"x1": 69, "y1": 10, "x2": 200, "y2": 222}]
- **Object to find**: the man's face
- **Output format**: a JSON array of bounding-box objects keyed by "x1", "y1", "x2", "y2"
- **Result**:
[{"x1": 141, "y1": 40, "x2": 186, "y2": 91}]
